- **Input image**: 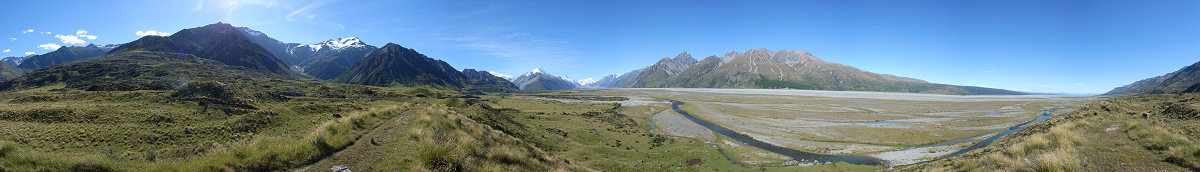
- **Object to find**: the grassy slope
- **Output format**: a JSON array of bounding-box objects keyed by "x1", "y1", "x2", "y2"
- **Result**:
[
  {"x1": 662, "y1": 52, "x2": 1022, "y2": 95},
  {"x1": 302, "y1": 102, "x2": 590, "y2": 171},
  {"x1": 485, "y1": 95, "x2": 882, "y2": 171},
  {"x1": 0, "y1": 62, "x2": 22, "y2": 81},
  {"x1": 0, "y1": 84, "x2": 591, "y2": 171},
  {"x1": 0, "y1": 92, "x2": 408, "y2": 171},
  {"x1": 1106, "y1": 61, "x2": 1200, "y2": 95},
  {"x1": 910, "y1": 94, "x2": 1200, "y2": 171},
  {"x1": 0, "y1": 47, "x2": 578, "y2": 170}
]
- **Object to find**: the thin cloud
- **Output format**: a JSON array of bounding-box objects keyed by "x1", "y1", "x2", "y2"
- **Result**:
[
  {"x1": 54, "y1": 35, "x2": 86, "y2": 44},
  {"x1": 40, "y1": 31, "x2": 51, "y2": 35},
  {"x1": 223, "y1": 0, "x2": 280, "y2": 23},
  {"x1": 285, "y1": 0, "x2": 334, "y2": 21},
  {"x1": 24, "y1": 52, "x2": 35, "y2": 55},
  {"x1": 68, "y1": 29, "x2": 98, "y2": 40},
  {"x1": 447, "y1": 31, "x2": 574, "y2": 67},
  {"x1": 1072, "y1": 83, "x2": 1085, "y2": 86},
  {"x1": 2, "y1": 49, "x2": 9, "y2": 53},
  {"x1": 21, "y1": 29, "x2": 33, "y2": 34},
  {"x1": 191, "y1": 0, "x2": 205, "y2": 11},
  {"x1": 135, "y1": 30, "x2": 171, "y2": 37},
  {"x1": 7, "y1": 38, "x2": 14, "y2": 41},
  {"x1": 283, "y1": 0, "x2": 346, "y2": 30},
  {"x1": 436, "y1": 4, "x2": 578, "y2": 73},
  {"x1": 38, "y1": 43, "x2": 62, "y2": 50}
]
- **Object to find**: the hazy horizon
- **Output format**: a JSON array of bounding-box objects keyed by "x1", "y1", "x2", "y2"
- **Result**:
[{"x1": 4, "y1": 0, "x2": 1199, "y2": 94}]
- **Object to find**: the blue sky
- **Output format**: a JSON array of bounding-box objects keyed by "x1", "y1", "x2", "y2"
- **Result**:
[{"x1": 2, "y1": 0, "x2": 1199, "y2": 94}]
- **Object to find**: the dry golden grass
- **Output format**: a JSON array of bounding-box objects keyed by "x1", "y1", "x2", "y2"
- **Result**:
[
  {"x1": 403, "y1": 105, "x2": 592, "y2": 172},
  {"x1": 920, "y1": 117, "x2": 1089, "y2": 171}
]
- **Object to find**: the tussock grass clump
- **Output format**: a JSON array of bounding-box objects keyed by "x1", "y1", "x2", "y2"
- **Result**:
[
  {"x1": 0, "y1": 101, "x2": 411, "y2": 171},
  {"x1": 923, "y1": 118, "x2": 1089, "y2": 171},
  {"x1": 999, "y1": 120, "x2": 1087, "y2": 171},
  {"x1": 0, "y1": 141, "x2": 117, "y2": 171},
  {"x1": 403, "y1": 105, "x2": 592, "y2": 172},
  {"x1": 913, "y1": 93, "x2": 1200, "y2": 171},
  {"x1": 156, "y1": 103, "x2": 409, "y2": 171},
  {"x1": 1126, "y1": 119, "x2": 1200, "y2": 170},
  {"x1": 1034, "y1": 148, "x2": 1082, "y2": 172}
]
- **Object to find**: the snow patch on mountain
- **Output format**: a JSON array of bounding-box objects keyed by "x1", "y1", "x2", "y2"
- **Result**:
[
  {"x1": 488, "y1": 71, "x2": 515, "y2": 81},
  {"x1": 575, "y1": 78, "x2": 598, "y2": 85},
  {"x1": 292, "y1": 37, "x2": 367, "y2": 54}
]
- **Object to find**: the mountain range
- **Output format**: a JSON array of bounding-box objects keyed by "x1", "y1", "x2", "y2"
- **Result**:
[
  {"x1": 0, "y1": 23, "x2": 518, "y2": 94},
  {"x1": 0, "y1": 22, "x2": 1035, "y2": 95},
  {"x1": 575, "y1": 49, "x2": 1025, "y2": 95},
  {"x1": 1106, "y1": 60, "x2": 1200, "y2": 95},
  {"x1": 19, "y1": 44, "x2": 119, "y2": 70},
  {"x1": 1, "y1": 56, "x2": 28, "y2": 66},
  {"x1": 511, "y1": 67, "x2": 580, "y2": 91},
  {"x1": 291, "y1": 37, "x2": 377, "y2": 80},
  {"x1": 0, "y1": 44, "x2": 120, "y2": 81},
  {"x1": 0, "y1": 22, "x2": 303, "y2": 91},
  {"x1": 332, "y1": 43, "x2": 518, "y2": 92},
  {"x1": 592, "y1": 52, "x2": 698, "y2": 88},
  {"x1": 237, "y1": 27, "x2": 378, "y2": 80}
]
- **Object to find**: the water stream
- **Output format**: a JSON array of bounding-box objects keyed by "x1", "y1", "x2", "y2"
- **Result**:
[
  {"x1": 911, "y1": 107, "x2": 1066, "y2": 163},
  {"x1": 663, "y1": 98, "x2": 1068, "y2": 167},
  {"x1": 664, "y1": 99, "x2": 889, "y2": 166}
]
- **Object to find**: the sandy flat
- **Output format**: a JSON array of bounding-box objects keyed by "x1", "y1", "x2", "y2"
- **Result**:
[{"x1": 649, "y1": 109, "x2": 715, "y2": 140}]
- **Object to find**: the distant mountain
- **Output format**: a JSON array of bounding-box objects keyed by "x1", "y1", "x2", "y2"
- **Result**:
[
  {"x1": 512, "y1": 67, "x2": 578, "y2": 91},
  {"x1": 236, "y1": 27, "x2": 304, "y2": 68},
  {"x1": 584, "y1": 73, "x2": 621, "y2": 89},
  {"x1": 462, "y1": 69, "x2": 520, "y2": 93},
  {"x1": 2, "y1": 56, "x2": 30, "y2": 66},
  {"x1": 16, "y1": 44, "x2": 118, "y2": 70},
  {"x1": 293, "y1": 37, "x2": 378, "y2": 80},
  {"x1": 334, "y1": 43, "x2": 468, "y2": 88},
  {"x1": 1106, "y1": 60, "x2": 1200, "y2": 95},
  {"x1": 2, "y1": 23, "x2": 312, "y2": 91},
  {"x1": 236, "y1": 27, "x2": 378, "y2": 80},
  {"x1": 121, "y1": 22, "x2": 299, "y2": 79},
  {"x1": 189, "y1": 24, "x2": 298, "y2": 78},
  {"x1": 575, "y1": 78, "x2": 598, "y2": 86},
  {"x1": 592, "y1": 52, "x2": 697, "y2": 88},
  {"x1": 593, "y1": 49, "x2": 1025, "y2": 95},
  {"x1": 0, "y1": 62, "x2": 22, "y2": 81}
]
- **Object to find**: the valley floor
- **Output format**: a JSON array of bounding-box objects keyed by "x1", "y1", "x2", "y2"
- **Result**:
[
  {"x1": 549, "y1": 88, "x2": 1090, "y2": 167},
  {"x1": 9, "y1": 86, "x2": 1196, "y2": 171},
  {"x1": 909, "y1": 93, "x2": 1200, "y2": 171}
]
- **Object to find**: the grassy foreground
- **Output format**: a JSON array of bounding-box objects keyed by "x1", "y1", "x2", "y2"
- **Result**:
[
  {"x1": 910, "y1": 93, "x2": 1200, "y2": 171},
  {"x1": 0, "y1": 95, "x2": 412, "y2": 171}
]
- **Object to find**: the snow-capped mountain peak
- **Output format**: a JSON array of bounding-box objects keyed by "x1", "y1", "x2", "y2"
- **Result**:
[
  {"x1": 322, "y1": 37, "x2": 365, "y2": 50},
  {"x1": 521, "y1": 67, "x2": 548, "y2": 77},
  {"x1": 575, "y1": 78, "x2": 597, "y2": 85},
  {"x1": 487, "y1": 71, "x2": 515, "y2": 81},
  {"x1": 512, "y1": 67, "x2": 580, "y2": 91},
  {"x1": 291, "y1": 37, "x2": 368, "y2": 55},
  {"x1": 518, "y1": 67, "x2": 576, "y2": 84}
]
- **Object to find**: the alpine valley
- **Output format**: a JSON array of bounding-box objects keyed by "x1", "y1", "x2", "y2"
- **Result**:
[{"x1": 0, "y1": 20, "x2": 1196, "y2": 172}]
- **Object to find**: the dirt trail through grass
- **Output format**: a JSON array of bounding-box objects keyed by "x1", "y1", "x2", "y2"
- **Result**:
[{"x1": 294, "y1": 111, "x2": 415, "y2": 171}]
